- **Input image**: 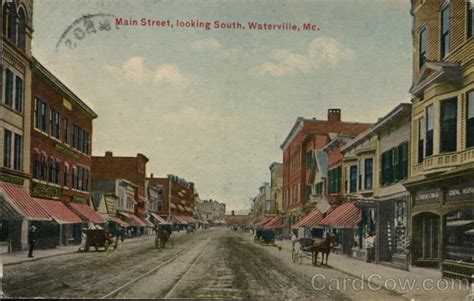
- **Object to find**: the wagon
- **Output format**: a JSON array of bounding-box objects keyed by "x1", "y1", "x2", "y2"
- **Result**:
[
  {"x1": 255, "y1": 229, "x2": 275, "y2": 245},
  {"x1": 292, "y1": 237, "x2": 313, "y2": 264},
  {"x1": 83, "y1": 229, "x2": 116, "y2": 251},
  {"x1": 155, "y1": 223, "x2": 174, "y2": 249}
]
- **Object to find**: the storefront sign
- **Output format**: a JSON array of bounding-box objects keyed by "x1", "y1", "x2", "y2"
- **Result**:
[
  {"x1": 414, "y1": 188, "x2": 442, "y2": 205},
  {"x1": 32, "y1": 182, "x2": 63, "y2": 199},
  {"x1": 73, "y1": 194, "x2": 88, "y2": 204},
  {"x1": 447, "y1": 181, "x2": 474, "y2": 203},
  {"x1": 0, "y1": 173, "x2": 25, "y2": 185},
  {"x1": 54, "y1": 143, "x2": 80, "y2": 159}
]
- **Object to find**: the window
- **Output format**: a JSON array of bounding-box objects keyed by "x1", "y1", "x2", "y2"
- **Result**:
[
  {"x1": 441, "y1": 4, "x2": 450, "y2": 57},
  {"x1": 5, "y1": 69, "x2": 13, "y2": 107},
  {"x1": 40, "y1": 155, "x2": 48, "y2": 181},
  {"x1": 400, "y1": 142, "x2": 409, "y2": 180},
  {"x1": 426, "y1": 105, "x2": 434, "y2": 157},
  {"x1": 5, "y1": 4, "x2": 16, "y2": 42},
  {"x1": 48, "y1": 157, "x2": 55, "y2": 183},
  {"x1": 364, "y1": 158, "x2": 373, "y2": 190},
  {"x1": 381, "y1": 143, "x2": 409, "y2": 186},
  {"x1": 3, "y1": 130, "x2": 12, "y2": 169},
  {"x1": 358, "y1": 159, "x2": 364, "y2": 190},
  {"x1": 467, "y1": 91, "x2": 474, "y2": 148},
  {"x1": 34, "y1": 98, "x2": 49, "y2": 133},
  {"x1": 3, "y1": 130, "x2": 22, "y2": 172},
  {"x1": 64, "y1": 164, "x2": 69, "y2": 187},
  {"x1": 418, "y1": 117, "x2": 426, "y2": 162},
  {"x1": 33, "y1": 152, "x2": 40, "y2": 179},
  {"x1": 15, "y1": 76, "x2": 23, "y2": 112},
  {"x1": 72, "y1": 166, "x2": 77, "y2": 189},
  {"x1": 469, "y1": 2, "x2": 473, "y2": 38},
  {"x1": 419, "y1": 26, "x2": 427, "y2": 68},
  {"x1": 350, "y1": 165, "x2": 357, "y2": 193},
  {"x1": 440, "y1": 98, "x2": 457, "y2": 153},
  {"x1": 50, "y1": 109, "x2": 61, "y2": 139},
  {"x1": 13, "y1": 133, "x2": 22, "y2": 171},
  {"x1": 328, "y1": 167, "x2": 342, "y2": 194},
  {"x1": 17, "y1": 8, "x2": 26, "y2": 51},
  {"x1": 63, "y1": 118, "x2": 69, "y2": 144}
]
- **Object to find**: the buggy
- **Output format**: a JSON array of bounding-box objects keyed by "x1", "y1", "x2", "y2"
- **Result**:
[
  {"x1": 83, "y1": 229, "x2": 116, "y2": 252},
  {"x1": 254, "y1": 229, "x2": 276, "y2": 245},
  {"x1": 292, "y1": 237, "x2": 314, "y2": 264}
]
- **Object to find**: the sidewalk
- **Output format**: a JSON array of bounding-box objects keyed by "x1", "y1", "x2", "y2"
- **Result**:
[
  {"x1": 276, "y1": 239, "x2": 472, "y2": 301},
  {"x1": 1, "y1": 234, "x2": 154, "y2": 266}
]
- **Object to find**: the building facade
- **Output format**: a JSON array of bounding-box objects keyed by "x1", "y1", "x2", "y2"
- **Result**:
[
  {"x1": 280, "y1": 109, "x2": 372, "y2": 222},
  {"x1": 405, "y1": 0, "x2": 474, "y2": 280},
  {"x1": 269, "y1": 162, "x2": 283, "y2": 214},
  {"x1": 30, "y1": 59, "x2": 97, "y2": 204}
]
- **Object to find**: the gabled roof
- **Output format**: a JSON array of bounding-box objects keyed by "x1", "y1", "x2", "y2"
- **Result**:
[{"x1": 410, "y1": 62, "x2": 462, "y2": 97}]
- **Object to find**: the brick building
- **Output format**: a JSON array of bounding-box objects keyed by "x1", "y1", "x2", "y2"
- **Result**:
[
  {"x1": 30, "y1": 59, "x2": 97, "y2": 204},
  {"x1": 92, "y1": 152, "x2": 149, "y2": 216},
  {"x1": 405, "y1": 0, "x2": 474, "y2": 280},
  {"x1": 147, "y1": 174, "x2": 196, "y2": 224},
  {"x1": 280, "y1": 109, "x2": 372, "y2": 222}
]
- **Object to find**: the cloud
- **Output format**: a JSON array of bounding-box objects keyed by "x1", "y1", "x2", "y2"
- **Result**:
[
  {"x1": 256, "y1": 37, "x2": 355, "y2": 77},
  {"x1": 104, "y1": 56, "x2": 190, "y2": 88},
  {"x1": 190, "y1": 37, "x2": 222, "y2": 50},
  {"x1": 190, "y1": 37, "x2": 240, "y2": 58}
]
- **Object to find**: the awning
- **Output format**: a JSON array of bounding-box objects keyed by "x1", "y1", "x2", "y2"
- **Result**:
[
  {"x1": 66, "y1": 202, "x2": 107, "y2": 224},
  {"x1": 118, "y1": 211, "x2": 146, "y2": 227},
  {"x1": 292, "y1": 209, "x2": 324, "y2": 228},
  {"x1": 35, "y1": 198, "x2": 83, "y2": 224},
  {"x1": 149, "y1": 212, "x2": 168, "y2": 224},
  {"x1": 141, "y1": 217, "x2": 155, "y2": 228},
  {"x1": 0, "y1": 183, "x2": 52, "y2": 221},
  {"x1": 106, "y1": 215, "x2": 129, "y2": 228},
  {"x1": 319, "y1": 202, "x2": 362, "y2": 228},
  {"x1": 263, "y1": 216, "x2": 285, "y2": 229},
  {"x1": 171, "y1": 214, "x2": 188, "y2": 224},
  {"x1": 255, "y1": 217, "x2": 273, "y2": 228},
  {"x1": 181, "y1": 215, "x2": 197, "y2": 224}
]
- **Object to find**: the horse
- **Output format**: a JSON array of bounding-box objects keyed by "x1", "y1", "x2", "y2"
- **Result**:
[
  {"x1": 159, "y1": 228, "x2": 170, "y2": 248},
  {"x1": 311, "y1": 234, "x2": 336, "y2": 266}
]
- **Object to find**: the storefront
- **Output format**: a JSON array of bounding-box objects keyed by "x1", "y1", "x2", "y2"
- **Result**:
[{"x1": 406, "y1": 176, "x2": 474, "y2": 281}]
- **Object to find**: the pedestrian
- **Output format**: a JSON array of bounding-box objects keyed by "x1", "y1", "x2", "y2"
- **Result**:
[{"x1": 27, "y1": 225, "x2": 37, "y2": 258}]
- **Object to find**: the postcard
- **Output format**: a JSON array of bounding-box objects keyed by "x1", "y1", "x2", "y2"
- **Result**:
[{"x1": 0, "y1": 0, "x2": 473, "y2": 300}]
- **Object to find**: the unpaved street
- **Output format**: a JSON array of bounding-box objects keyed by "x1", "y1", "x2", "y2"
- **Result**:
[{"x1": 3, "y1": 228, "x2": 399, "y2": 300}]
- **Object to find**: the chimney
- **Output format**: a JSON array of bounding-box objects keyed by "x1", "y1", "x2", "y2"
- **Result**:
[
  {"x1": 105, "y1": 151, "x2": 113, "y2": 157},
  {"x1": 150, "y1": 173, "x2": 154, "y2": 178},
  {"x1": 328, "y1": 109, "x2": 341, "y2": 122}
]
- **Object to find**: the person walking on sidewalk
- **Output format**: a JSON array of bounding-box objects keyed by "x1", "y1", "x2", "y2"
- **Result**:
[{"x1": 27, "y1": 225, "x2": 37, "y2": 258}]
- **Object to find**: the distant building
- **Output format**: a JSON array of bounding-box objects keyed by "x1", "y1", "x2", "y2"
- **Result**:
[
  {"x1": 269, "y1": 162, "x2": 283, "y2": 214},
  {"x1": 195, "y1": 199, "x2": 226, "y2": 224},
  {"x1": 280, "y1": 109, "x2": 372, "y2": 223}
]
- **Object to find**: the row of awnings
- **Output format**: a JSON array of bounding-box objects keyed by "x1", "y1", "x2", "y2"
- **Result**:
[
  {"x1": 170, "y1": 203, "x2": 194, "y2": 213},
  {"x1": 0, "y1": 182, "x2": 106, "y2": 224},
  {"x1": 292, "y1": 202, "x2": 362, "y2": 229}
]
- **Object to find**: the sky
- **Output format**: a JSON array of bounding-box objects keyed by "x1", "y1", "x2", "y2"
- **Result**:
[{"x1": 32, "y1": 0, "x2": 413, "y2": 212}]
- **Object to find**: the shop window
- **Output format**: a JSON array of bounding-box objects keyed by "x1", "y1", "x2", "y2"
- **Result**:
[
  {"x1": 426, "y1": 105, "x2": 434, "y2": 157},
  {"x1": 441, "y1": 4, "x2": 451, "y2": 57},
  {"x1": 445, "y1": 209, "x2": 474, "y2": 263},
  {"x1": 440, "y1": 98, "x2": 457, "y2": 153},
  {"x1": 394, "y1": 199, "x2": 407, "y2": 253},
  {"x1": 467, "y1": 91, "x2": 474, "y2": 148},
  {"x1": 419, "y1": 26, "x2": 427, "y2": 68},
  {"x1": 364, "y1": 158, "x2": 373, "y2": 190}
]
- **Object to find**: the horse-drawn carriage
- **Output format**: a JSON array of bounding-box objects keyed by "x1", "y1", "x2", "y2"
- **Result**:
[
  {"x1": 83, "y1": 229, "x2": 116, "y2": 252},
  {"x1": 291, "y1": 235, "x2": 335, "y2": 265},
  {"x1": 254, "y1": 229, "x2": 276, "y2": 245},
  {"x1": 155, "y1": 223, "x2": 174, "y2": 249}
]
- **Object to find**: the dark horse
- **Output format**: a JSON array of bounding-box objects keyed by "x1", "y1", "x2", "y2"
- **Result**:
[
  {"x1": 311, "y1": 234, "x2": 336, "y2": 266},
  {"x1": 158, "y1": 228, "x2": 170, "y2": 248}
]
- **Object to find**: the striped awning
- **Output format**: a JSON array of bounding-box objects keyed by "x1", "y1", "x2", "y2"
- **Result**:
[
  {"x1": 292, "y1": 209, "x2": 324, "y2": 228},
  {"x1": 171, "y1": 214, "x2": 188, "y2": 224},
  {"x1": 35, "y1": 198, "x2": 82, "y2": 224},
  {"x1": 263, "y1": 216, "x2": 285, "y2": 229},
  {"x1": 181, "y1": 215, "x2": 197, "y2": 224},
  {"x1": 118, "y1": 211, "x2": 146, "y2": 227},
  {"x1": 149, "y1": 212, "x2": 168, "y2": 224},
  {"x1": 106, "y1": 215, "x2": 129, "y2": 228},
  {"x1": 255, "y1": 217, "x2": 273, "y2": 228},
  {"x1": 319, "y1": 203, "x2": 362, "y2": 229},
  {"x1": 67, "y1": 202, "x2": 107, "y2": 224},
  {"x1": 0, "y1": 183, "x2": 52, "y2": 221}
]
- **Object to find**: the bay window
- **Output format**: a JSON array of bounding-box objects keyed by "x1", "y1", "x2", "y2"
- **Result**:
[
  {"x1": 467, "y1": 91, "x2": 474, "y2": 148},
  {"x1": 440, "y1": 98, "x2": 457, "y2": 153},
  {"x1": 426, "y1": 105, "x2": 434, "y2": 157}
]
